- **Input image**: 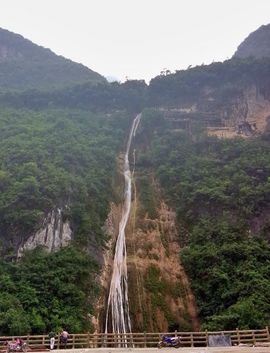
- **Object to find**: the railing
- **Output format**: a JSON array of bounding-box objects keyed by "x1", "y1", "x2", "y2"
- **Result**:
[{"x1": 0, "y1": 327, "x2": 269, "y2": 349}]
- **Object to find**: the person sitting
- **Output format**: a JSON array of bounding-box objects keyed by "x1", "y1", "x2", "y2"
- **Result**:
[
  {"x1": 15, "y1": 338, "x2": 23, "y2": 350},
  {"x1": 5, "y1": 338, "x2": 24, "y2": 353},
  {"x1": 5, "y1": 340, "x2": 16, "y2": 353}
]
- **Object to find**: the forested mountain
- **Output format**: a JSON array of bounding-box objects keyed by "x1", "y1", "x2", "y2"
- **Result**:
[
  {"x1": 0, "y1": 28, "x2": 105, "y2": 91},
  {"x1": 0, "y1": 26, "x2": 270, "y2": 335},
  {"x1": 234, "y1": 23, "x2": 270, "y2": 59}
]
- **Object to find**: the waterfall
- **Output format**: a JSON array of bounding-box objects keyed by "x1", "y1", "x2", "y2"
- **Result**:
[{"x1": 105, "y1": 114, "x2": 141, "y2": 337}]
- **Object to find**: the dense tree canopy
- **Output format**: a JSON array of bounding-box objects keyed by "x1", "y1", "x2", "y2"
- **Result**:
[{"x1": 0, "y1": 246, "x2": 99, "y2": 335}]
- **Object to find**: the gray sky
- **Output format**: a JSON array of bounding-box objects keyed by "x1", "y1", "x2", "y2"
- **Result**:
[{"x1": 0, "y1": 0, "x2": 269, "y2": 82}]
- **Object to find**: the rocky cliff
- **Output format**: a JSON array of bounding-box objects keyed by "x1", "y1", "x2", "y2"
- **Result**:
[
  {"x1": 207, "y1": 85, "x2": 270, "y2": 138},
  {"x1": 17, "y1": 208, "x2": 72, "y2": 257}
]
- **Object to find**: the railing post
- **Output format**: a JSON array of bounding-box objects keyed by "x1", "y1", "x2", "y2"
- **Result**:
[
  {"x1": 72, "y1": 333, "x2": 75, "y2": 349},
  {"x1": 144, "y1": 332, "x2": 146, "y2": 348},
  {"x1": 236, "y1": 328, "x2": 240, "y2": 345},
  {"x1": 57, "y1": 334, "x2": 60, "y2": 349},
  {"x1": 205, "y1": 329, "x2": 208, "y2": 346},
  {"x1": 266, "y1": 326, "x2": 270, "y2": 342},
  {"x1": 87, "y1": 332, "x2": 90, "y2": 348},
  {"x1": 191, "y1": 332, "x2": 194, "y2": 347}
]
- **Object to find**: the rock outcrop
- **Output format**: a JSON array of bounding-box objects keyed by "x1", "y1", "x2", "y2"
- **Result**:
[
  {"x1": 207, "y1": 85, "x2": 270, "y2": 138},
  {"x1": 17, "y1": 208, "x2": 72, "y2": 257}
]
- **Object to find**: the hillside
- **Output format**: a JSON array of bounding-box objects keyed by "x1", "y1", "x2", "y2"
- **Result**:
[
  {"x1": 0, "y1": 27, "x2": 270, "y2": 336},
  {"x1": 234, "y1": 24, "x2": 270, "y2": 59},
  {"x1": 0, "y1": 28, "x2": 105, "y2": 91},
  {"x1": 134, "y1": 108, "x2": 270, "y2": 330},
  {"x1": 148, "y1": 57, "x2": 270, "y2": 138}
]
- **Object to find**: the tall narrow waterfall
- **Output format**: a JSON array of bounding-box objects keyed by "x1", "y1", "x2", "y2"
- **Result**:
[{"x1": 105, "y1": 114, "x2": 141, "y2": 335}]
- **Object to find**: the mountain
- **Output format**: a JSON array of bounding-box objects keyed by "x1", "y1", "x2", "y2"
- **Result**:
[
  {"x1": 0, "y1": 28, "x2": 105, "y2": 91},
  {"x1": 234, "y1": 23, "x2": 270, "y2": 59},
  {"x1": 0, "y1": 26, "x2": 270, "y2": 336}
]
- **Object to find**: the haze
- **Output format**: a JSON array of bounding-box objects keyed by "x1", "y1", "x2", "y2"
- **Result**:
[{"x1": 0, "y1": 0, "x2": 269, "y2": 82}]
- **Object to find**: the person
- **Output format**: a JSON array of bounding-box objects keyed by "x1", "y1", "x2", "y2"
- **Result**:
[
  {"x1": 5, "y1": 338, "x2": 26, "y2": 353},
  {"x1": 15, "y1": 338, "x2": 24, "y2": 350},
  {"x1": 5, "y1": 340, "x2": 16, "y2": 353},
  {"x1": 48, "y1": 331, "x2": 55, "y2": 350},
  {"x1": 60, "y1": 329, "x2": 68, "y2": 349}
]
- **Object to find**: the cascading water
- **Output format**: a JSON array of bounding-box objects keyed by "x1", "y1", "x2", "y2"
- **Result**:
[{"x1": 105, "y1": 114, "x2": 141, "y2": 338}]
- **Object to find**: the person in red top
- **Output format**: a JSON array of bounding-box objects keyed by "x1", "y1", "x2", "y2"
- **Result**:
[
  {"x1": 5, "y1": 338, "x2": 25, "y2": 353},
  {"x1": 15, "y1": 338, "x2": 23, "y2": 349}
]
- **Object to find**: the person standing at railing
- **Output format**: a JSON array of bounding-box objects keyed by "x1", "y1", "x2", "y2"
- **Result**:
[
  {"x1": 48, "y1": 331, "x2": 56, "y2": 350},
  {"x1": 59, "y1": 329, "x2": 69, "y2": 349}
]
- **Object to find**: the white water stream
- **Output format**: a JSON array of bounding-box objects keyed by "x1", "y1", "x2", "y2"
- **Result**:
[{"x1": 105, "y1": 114, "x2": 141, "y2": 336}]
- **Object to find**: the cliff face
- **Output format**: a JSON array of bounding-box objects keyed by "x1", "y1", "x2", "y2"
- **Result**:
[
  {"x1": 234, "y1": 24, "x2": 270, "y2": 59},
  {"x1": 157, "y1": 84, "x2": 270, "y2": 139},
  {"x1": 17, "y1": 208, "x2": 72, "y2": 257},
  {"x1": 207, "y1": 85, "x2": 270, "y2": 138}
]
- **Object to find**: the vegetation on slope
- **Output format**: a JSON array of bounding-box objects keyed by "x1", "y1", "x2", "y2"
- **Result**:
[
  {"x1": 0, "y1": 246, "x2": 98, "y2": 335},
  {"x1": 0, "y1": 28, "x2": 105, "y2": 91},
  {"x1": 148, "y1": 57, "x2": 270, "y2": 106},
  {"x1": 234, "y1": 24, "x2": 270, "y2": 59},
  {"x1": 0, "y1": 79, "x2": 148, "y2": 112},
  {"x1": 0, "y1": 107, "x2": 132, "y2": 254},
  {"x1": 136, "y1": 108, "x2": 270, "y2": 329}
]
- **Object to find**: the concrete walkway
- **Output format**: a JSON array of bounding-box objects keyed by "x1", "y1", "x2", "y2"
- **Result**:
[{"x1": 50, "y1": 347, "x2": 270, "y2": 353}]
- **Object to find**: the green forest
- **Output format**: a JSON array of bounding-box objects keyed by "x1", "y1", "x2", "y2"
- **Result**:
[{"x1": 0, "y1": 246, "x2": 98, "y2": 334}]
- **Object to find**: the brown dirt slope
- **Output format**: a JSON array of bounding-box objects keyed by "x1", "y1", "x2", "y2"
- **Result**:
[{"x1": 126, "y1": 176, "x2": 199, "y2": 332}]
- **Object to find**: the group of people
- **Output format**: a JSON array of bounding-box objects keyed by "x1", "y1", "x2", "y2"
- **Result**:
[
  {"x1": 48, "y1": 329, "x2": 69, "y2": 350},
  {"x1": 4, "y1": 329, "x2": 69, "y2": 352},
  {"x1": 5, "y1": 338, "x2": 26, "y2": 352}
]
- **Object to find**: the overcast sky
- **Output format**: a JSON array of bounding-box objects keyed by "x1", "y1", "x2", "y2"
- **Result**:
[{"x1": 0, "y1": 0, "x2": 269, "y2": 82}]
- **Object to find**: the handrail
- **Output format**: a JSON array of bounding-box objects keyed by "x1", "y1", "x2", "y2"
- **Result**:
[{"x1": 0, "y1": 327, "x2": 269, "y2": 349}]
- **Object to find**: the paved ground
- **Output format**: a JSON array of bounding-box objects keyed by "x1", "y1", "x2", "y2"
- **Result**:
[{"x1": 50, "y1": 348, "x2": 270, "y2": 353}]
